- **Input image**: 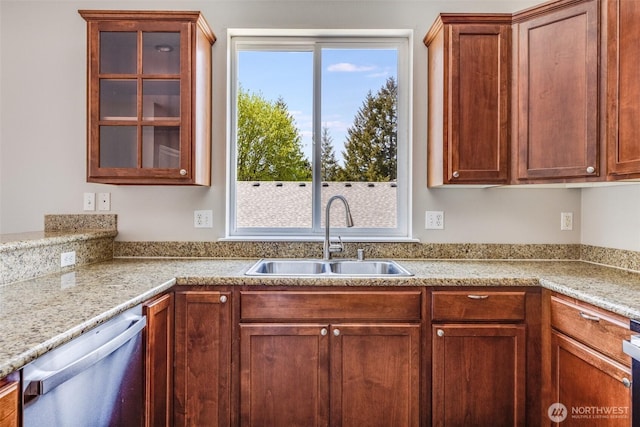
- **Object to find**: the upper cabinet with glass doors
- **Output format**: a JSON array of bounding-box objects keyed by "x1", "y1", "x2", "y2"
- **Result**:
[{"x1": 79, "y1": 11, "x2": 215, "y2": 185}]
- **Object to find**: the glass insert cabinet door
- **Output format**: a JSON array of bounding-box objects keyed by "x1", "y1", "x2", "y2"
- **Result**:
[{"x1": 80, "y1": 11, "x2": 215, "y2": 185}]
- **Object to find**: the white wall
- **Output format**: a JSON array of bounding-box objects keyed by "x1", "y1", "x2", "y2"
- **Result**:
[
  {"x1": 0, "y1": 0, "x2": 598, "y2": 245},
  {"x1": 581, "y1": 185, "x2": 640, "y2": 251}
]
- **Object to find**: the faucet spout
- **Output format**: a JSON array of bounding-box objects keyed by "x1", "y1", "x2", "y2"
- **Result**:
[{"x1": 323, "y1": 195, "x2": 354, "y2": 260}]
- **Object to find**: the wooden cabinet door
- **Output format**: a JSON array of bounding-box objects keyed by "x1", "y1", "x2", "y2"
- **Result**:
[
  {"x1": 432, "y1": 324, "x2": 526, "y2": 427},
  {"x1": 426, "y1": 16, "x2": 511, "y2": 186},
  {"x1": 144, "y1": 293, "x2": 173, "y2": 427},
  {"x1": 239, "y1": 324, "x2": 330, "y2": 427},
  {"x1": 174, "y1": 291, "x2": 231, "y2": 427},
  {"x1": 550, "y1": 331, "x2": 631, "y2": 426},
  {"x1": 447, "y1": 22, "x2": 510, "y2": 184},
  {"x1": 0, "y1": 379, "x2": 18, "y2": 427},
  {"x1": 331, "y1": 324, "x2": 421, "y2": 427},
  {"x1": 515, "y1": 0, "x2": 600, "y2": 181},
  {"x1": 606, "y1": 0, "x2": 640, "y2": 178}
]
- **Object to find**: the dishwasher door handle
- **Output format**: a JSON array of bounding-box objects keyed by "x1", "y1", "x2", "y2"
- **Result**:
[{"x1": 24, "y1": 315, "x2": 146, "y2": 397}]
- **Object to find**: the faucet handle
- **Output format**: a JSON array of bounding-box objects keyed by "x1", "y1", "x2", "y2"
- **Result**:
[{"x1": 329, "y1": 236, "x2": 345, "y2": 253}]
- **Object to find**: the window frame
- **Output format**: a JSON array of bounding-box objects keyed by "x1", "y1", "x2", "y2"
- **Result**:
[{"x1": 227, "y1": 29, "x2": 413, "y2": 240}]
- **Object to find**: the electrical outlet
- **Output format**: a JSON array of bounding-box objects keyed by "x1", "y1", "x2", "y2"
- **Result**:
[
  {"x1": 61, "y1": 251, "x2": 76, "y2": 267},
  {"x1": 194, "y1": 210, "x2": 213, "y2": 228},
  {"x1": 83, "y1": 193, "x2": 95, "y2": 211},
  {"x1": 98, "y1": 192, "x2": 111, "y2": 211},
  {"x1": 425, "y1": 211, "x2": 444, "y2": 230},
  {"x1": 561, "y1": 212, "x2": 573, "y2": 231}
]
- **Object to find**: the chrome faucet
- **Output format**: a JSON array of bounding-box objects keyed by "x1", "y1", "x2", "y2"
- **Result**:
[{"x1": 323, "y1": 195, "x2": 354, "y2": 260}]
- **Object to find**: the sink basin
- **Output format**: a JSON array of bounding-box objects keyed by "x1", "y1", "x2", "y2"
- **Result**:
[
  {"x1": 247, "y1": 259, "x2": 327, "y2": 275},
  {"x1": 245, "y1": 259, "x2": 412, "y2": 277},
  {"x1": 328, "y1": 260, "x2": 411, "y2": 276}
]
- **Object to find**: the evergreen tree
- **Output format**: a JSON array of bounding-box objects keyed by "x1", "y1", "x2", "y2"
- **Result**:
[
  {"x1": 236, "y1": 88, "x2": 311, "y2": 181},
  {"x1": 340, "y1": 77, "x2": 397, "y2": 182},
  {"x1": 320, "y1": 125, "x2": 341, "y2": 181}
]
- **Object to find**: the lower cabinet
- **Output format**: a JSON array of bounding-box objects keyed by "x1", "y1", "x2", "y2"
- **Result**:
[
  {"x1": 546, "y1": 291, "x2": 632, "y2": 426},
  {"x1": 432, "y1": 324, "x2": 526, "y2": 426},
  {"x1": 240, "y1": 323, "x2": 421, "y2": 427},
  {"x1": 173, "y1": 290, "x2": 231, "y2": 427},
  {"x1": 431, "y1": 289, "x2": 537, "y2": 426},
  {"x1": 144, "y1": 293, "x2": 173, "y2": 427},
  {"x1": 167, "y1": 286, "x2": 565, "y2": 427},
  {"x1": 239, "y1": 289, "x2": 423, "y2": 427},
  {"x1": 550, "y1": 332, "x2": 631, "y2": 426},
  {"x1": 0, "y1": 377, "x2": 18, "y2": 427}
]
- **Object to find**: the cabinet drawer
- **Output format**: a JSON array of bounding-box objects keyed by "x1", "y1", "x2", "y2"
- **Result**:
[
  {"x1": 432, "y1": 290, "x2": 526, "y2": 321},
  {"x1": 240, "y1": 290, "x2": 422, "y2": 321},
  {"x1": 550, "y1": 295, "x2": 630, "y2": 366}
]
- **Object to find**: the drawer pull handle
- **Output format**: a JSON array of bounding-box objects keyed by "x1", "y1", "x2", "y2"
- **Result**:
[
  {"x1": 467, "y1": 295, "x2": 489, "y2": 300},
  {"x1": 622, "y1": 378, "x2": 632, "y2": 388},
  {"x1": 579, "y1": 311, "x2": 600, "y2": 322}
]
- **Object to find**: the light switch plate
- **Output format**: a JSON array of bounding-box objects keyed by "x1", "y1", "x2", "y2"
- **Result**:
[{"x1": 83, "y1": 193, "x2": 95, "y2": 211}]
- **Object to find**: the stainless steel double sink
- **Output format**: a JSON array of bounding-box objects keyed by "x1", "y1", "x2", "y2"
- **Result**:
[{"x1": 245, "y1": 258, "x2": 413, "y2": 277}]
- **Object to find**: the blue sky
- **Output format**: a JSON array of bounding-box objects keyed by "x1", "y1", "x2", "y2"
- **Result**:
[{"x1": 238, "y1": 48, "x2": 397, "y2": 164}]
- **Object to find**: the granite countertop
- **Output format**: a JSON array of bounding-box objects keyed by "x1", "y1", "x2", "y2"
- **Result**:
[
  {"x1": 2, "y1": 257, "x2": 640, "y2": 378},
  {"x1": 0, "y1": 229, "x2": 117, "y2": 252}
]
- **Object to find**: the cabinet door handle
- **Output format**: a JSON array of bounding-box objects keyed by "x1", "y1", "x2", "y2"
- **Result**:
[
  {"x1": 579, "y1": 311, "x2": 600, "y2": 322},
  {"x1": 333, "y1": 329, "x2": 340, "y2": 337},
  {"x1": 586, "y1": 166, "x2": 595, "y2": 174},
  {"x1": 452, "y1": 171, "x2": 460, "y2": 178},
  {"x1": 622, "y1": 378, "x2": 632, "y2": 388},
  {"x1": 467, "y1": 294, "x2": 489, "y2": 300},
  {"x1": 179, "y1": 169, "x2": 187, "y2": 176},
  {"x1": 436, "y1": 329, "x2": 444, "y2": 337},
  {"x1": 219, "y1": 295, "x2": 228, "y2": 304},
  {"x1": 320, "y1": 328, "x2": 328, "y2": 336}
]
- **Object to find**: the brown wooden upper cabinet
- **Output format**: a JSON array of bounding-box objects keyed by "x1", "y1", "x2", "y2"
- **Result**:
[
  {"x1": 425, "y1": 15, "x2": 512, "y2": 186},
  {"x1": 79, "y1": 11, "x2": 215, "y2": 185},
  {"x1": 513, "y1": 0, "x2": 600, "y2": 182},
  {"x1": 605, "y1": 0, "x2": 640, "y2": 180},
  {"x1": 425, "y1": 0, "x2": 640, "y2": 186}
]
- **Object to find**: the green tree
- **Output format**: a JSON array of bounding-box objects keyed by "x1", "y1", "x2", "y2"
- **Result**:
[
  {"x1": 340, "y1": 77, "x2": 397, "y2": 182},
  {"x1": 236, "y1": 87, "x2": 311, "y2": 181},
  {"x1": 320, "y1": 125, "x2": 341, "y2": 181}
]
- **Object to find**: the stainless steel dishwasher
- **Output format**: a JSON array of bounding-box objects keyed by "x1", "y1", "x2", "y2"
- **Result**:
[{"x1": 22, "y1": 305, "x2": 146, "y2": 427}]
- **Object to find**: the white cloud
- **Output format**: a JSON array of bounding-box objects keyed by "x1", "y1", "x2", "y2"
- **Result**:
[{"x1": 327, "y1": 62, "x2": 376, "y2": 73}]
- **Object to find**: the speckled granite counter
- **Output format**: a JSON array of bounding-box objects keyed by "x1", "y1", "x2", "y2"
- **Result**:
[
  {"x1": 0, "y1": 214, "x2": 117, "y2": 285},
  {"x1": 2, "y1": 257, "x2": 640, "y2": 378}
]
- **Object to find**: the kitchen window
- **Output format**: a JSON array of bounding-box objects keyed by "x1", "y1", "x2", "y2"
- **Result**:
[{"x1": 227, "y1": 30, "x2": 412, "y2": 239}]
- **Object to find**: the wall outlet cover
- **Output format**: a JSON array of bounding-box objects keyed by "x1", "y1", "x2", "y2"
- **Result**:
[
  {"x1": 194, "y1": 210, "x2": 213, "y2": 228},
  {"x1": 98, "y1": 192, "x2": 111, "y2": 211},
  {"x1": 426, "y1": 211, "x2": 444, "y2": 230},
  {"x1": 61, "y1": 251, "x2": 76, "y2": 267},
  {"x1": 561, "y1": 212, "x2": 573, "y2": 231}
]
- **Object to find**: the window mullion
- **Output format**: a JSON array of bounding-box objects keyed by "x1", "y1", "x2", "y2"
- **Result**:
[{"x1": 312, "y1": 42, "x2": 323, "y2": 233}]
